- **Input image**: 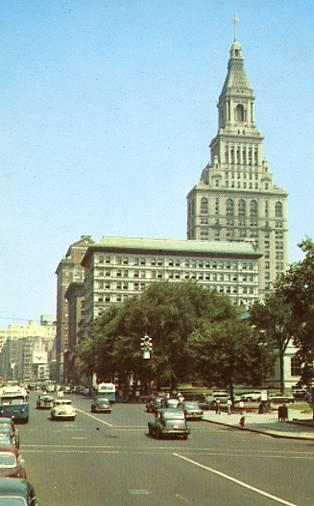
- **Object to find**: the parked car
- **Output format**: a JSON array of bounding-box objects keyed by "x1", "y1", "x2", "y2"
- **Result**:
[
  {"x1": 292, "y1": 389, "x2": 310, "y2": 401},
  {"x1": 0, "y1": 478, "x2": 38, "y2": 505},
  {"x1": 148, "y1": 409, "x2": 190, "y2": 440},
  {"x1": 269, "y1": 396, "x2": 295, "y2": 409},
  {"x1": 179, "y1": 401, "x2": 203, "y2": 420},
  {"x1": 0, "y1": 447, "x2": 26, "y2": 479},
  {"x1": 36, "y1": 394, "x2": 54, "y2": 409},
  {"x1": 0, "y1": 424, "x2": 19, "y2": 449},
  {"x1": 0, "y1": 418, "x2": 19, "y2": 449},
  {"x1": 145, "y1": 396, "x2": 165, "y2": 413},
  {"x1": 240, "y1": 391, "x2": 262, "y2": 402},
  {"x1": 50, "y1": 399, "x2": 76, "y2": 421},
  {"x1": 199, "y1": 392, "x2": 229, "y2": 410},
  {"x1": 91, "y1": 397, "x2": 112, "y2": 413}
]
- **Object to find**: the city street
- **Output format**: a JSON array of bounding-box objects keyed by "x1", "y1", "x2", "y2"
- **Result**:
[{"x1": 15, "y1": 393, "x2": 314, "y2": 505}]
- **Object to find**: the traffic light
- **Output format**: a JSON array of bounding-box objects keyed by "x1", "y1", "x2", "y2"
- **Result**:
[
  {"x1": 140, "y1": 334, "x2": 153, "y2": 359},
  {"x1": 141, "y1": 334, "x2": 153, "y2": 351}
]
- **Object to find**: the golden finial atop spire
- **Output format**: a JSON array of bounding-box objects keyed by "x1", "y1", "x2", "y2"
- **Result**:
[{"x1": 232, "y1": 14, "x2": 239, "y2": 42}]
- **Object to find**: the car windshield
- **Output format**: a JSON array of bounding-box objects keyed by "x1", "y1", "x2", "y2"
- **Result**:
[
  {"x1": 96, "y1": 398, "x2": 109, "y2": 403},
  {"x1": 0, "y1": 454, "x2": 16, "y2": 467},
  {"x1": 163, "y1": 411, "x2": 185, "y2": 420},
  {"x1": 0, "y1": 499, "x2": 26, "y2": 506},
  {"x1": 0, "y1": 426, "x2": 11, "y2": 434},
  {"x1": 183, "y1": 403, "x2": 199, "y2": 409}
]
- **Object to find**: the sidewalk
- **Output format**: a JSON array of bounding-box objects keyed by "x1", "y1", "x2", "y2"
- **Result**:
[{"x1": 202, "y1": 409, "x2": 314, "y2": 440}]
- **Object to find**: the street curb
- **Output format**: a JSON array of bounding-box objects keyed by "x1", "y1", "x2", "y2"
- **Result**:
[{"x1": 202, "y1": 418, "x2": 314, "y2": 441}]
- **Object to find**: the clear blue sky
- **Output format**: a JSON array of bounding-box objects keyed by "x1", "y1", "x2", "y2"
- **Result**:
[{"x1": 0, "y1": 0, "x2": 313, "y2": 324}]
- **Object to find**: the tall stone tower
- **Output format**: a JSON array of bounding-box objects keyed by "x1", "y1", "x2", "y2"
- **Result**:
[{"x1": 187, "y1": 33, "x2": 288, "y2": 297}]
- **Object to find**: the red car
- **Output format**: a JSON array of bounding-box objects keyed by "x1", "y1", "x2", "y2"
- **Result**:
[{"x1": 0, "y1": 446, "x2": 26, "y2": 479}]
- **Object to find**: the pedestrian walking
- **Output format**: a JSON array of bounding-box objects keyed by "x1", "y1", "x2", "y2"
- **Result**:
[
  {"x1": 215, "y1": 398, "x2": 221, "y2": 414},
  {"x1": 177, "y1": 392, "x2": 184, "y2": 403},
  {"x1": 239, "y1": 399, "x2": 244, "y2": 415},
  {"x1": 227, "y1": 398, "x2": 232, "y2": 415}
]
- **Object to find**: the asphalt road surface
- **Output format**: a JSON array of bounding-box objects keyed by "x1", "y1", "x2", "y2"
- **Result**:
[{"x1": 16, "y1": 392, "x2": 314, "y2": 506}]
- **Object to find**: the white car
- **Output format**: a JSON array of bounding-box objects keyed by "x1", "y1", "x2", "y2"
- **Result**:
[
  {"x1": 240, "y1": 391, "x2": 262, "y2": 402},
  {"x1": 50, "y1": 399, "x2": 76, "y2": 421}
]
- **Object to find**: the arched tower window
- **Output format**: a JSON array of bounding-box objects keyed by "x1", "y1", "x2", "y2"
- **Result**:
[
  {"x1": 238, "y1": 199, "x2": 246, "y2": 216},
  {"x1": 200, "y1": 197, "x2": 208, "y2": 214},
  {"x1": 226, "y1": 199, "x2": 234, "y2": 216},
  {"x1": 250, "y1": 200, "x2": 258, "y2": 217},
  {"x1": 275, "y1": 201, "x2": 283, "y2": 218},
  {"x1": 236, "y1": 104, "x2": 245, "y2": 122}
]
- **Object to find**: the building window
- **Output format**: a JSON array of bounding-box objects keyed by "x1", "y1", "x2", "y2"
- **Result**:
[
  {"x1": 226, "y1": 199, "x2": 234, "y2": 217},
  {"x1": 275, "y1": 201, "x2": 283, "y2": 218},
  {"x1": 291, "y1": 356, "x2": 301, "y2": 376},
  {"x1": 236, "y1": 104, "x2": 245, "y2": 122},
  {"x1": 200, "y1": 197, "x2": 208, "y2": 214}
]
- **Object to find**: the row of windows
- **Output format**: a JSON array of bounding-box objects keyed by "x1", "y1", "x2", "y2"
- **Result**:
[
  {"x1": 94, "y1": 270, "x2": 258, "y2": 284},
  {"x1": 225, "y1": 171, "x2": 259, "y2": 180},
  {"x1": 224, "y1": 145, "x2": 258, "y2": 165},
  {"x1": 96, "y1": 255, "x2": 253, "y2": 269},
  {"x1": 95, "y1": 271, "x2": 257, "y2": 290},
  {"x1": 95, "y1": 260, "x2": 257, "y2": 277},
  {"x1": 199, "y1": 198, "x2": 283, "y2": 218},
  {"x1": 94, "y1": 284, "x2": 257, "y2": 305}
]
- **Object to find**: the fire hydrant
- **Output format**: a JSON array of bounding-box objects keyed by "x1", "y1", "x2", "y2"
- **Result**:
[{"x1": 239, "y1": 415, "x2": 246, "y2": 427}]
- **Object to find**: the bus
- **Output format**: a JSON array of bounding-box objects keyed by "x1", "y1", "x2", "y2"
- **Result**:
[
  {"x1": 94, "y1": 382, "x2": 116, "y2": 403},
  {"x1": 0, "y1": 386, "x2": 29, "y2": 423}
]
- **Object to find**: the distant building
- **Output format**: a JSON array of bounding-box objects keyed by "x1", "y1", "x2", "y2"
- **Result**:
[
  {"x1": 64, "y1": 281, "x2": 85, "y2": 383},
  {"x1": 187, "y1": 35, "x2": 288, "y2": 297},
  {"x1": 80, "y1": 236, "x2": 262, "y2": 334},
  {"x1": 55, "y1": 235, "x2": 93, "y2": 383},
  {"x1": 0, "y1": 316, "x2": 56, "y2": 381}
]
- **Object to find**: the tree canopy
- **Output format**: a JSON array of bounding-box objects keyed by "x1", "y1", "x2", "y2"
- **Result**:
[
  {"x1": 277, "y1": 238, "x2": 314, "y2": 362},
  {"x1": 78, "y1": 281, "x2": 265, "y2": 394}
]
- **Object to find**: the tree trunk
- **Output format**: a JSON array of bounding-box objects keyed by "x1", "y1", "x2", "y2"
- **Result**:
[
  {"x1": 229, "y1": 382, "x2": 234, "y2": 403},
  {"x1": 279, "y1": 351, "x2": 285, "y2": 394}
]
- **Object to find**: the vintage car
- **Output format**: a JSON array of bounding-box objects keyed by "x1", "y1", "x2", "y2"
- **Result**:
[
  {"x1": 163, "y1": 398, "x2": 180, "y2": 409},
  {"x1": 0, "y1": 418, "x2": 20, "y2": 450},
  {"x1": 0, "y1": 447, "x2": 26, "y2": 479},
  {"x1": 91, "y1": 397, "x2": 112, "y2": 413},
  {"x1": 50, "y1": 399, "x2": 76, "y2": 421},
  {"x1": 179, "y1": 401, "x2": 203, "y2": 420},
  {"x1": 0, "y1": 477, "x2": 38, "y2": 505},
  {"x1": 145, "y1": 396, "x2": 165, "y2": 413},
  {"x1": 36, "y1": 394, "x2": 54, "y2": 409},
  {"x1": 148, "y1": 408, "x2": 190, "y2": 440},
  {"x1": 199, "y1": 392, "x2": 229, "y2": 410},
  {"x1": 240, "y1": 391, "x2": 262, "y2": 402},
  {"x1": 0, "y1": 423, "x2": 20, "y2": 449}
]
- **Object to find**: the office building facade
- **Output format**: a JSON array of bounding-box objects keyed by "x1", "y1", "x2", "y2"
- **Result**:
[{"x1": 80, "y1": 236, "x2": 262, "y2": 333}]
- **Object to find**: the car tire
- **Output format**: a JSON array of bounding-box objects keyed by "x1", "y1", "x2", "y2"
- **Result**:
[{"x1": 156, "y1": 428, "x2": 161, "y2": 439}]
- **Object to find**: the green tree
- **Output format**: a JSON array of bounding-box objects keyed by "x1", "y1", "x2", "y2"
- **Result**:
[
  {"x1": 277, "y1": 238, "x2": 314, "y2": 364},
  {"x1": 249, "y1": 294, "x2": 293, "y2": 393},
  {"x1": 189, "y1": 318, "x2": 270, "y2": 399},
  {"x1": 78, "y1": 282, "x2": 236, "y2": 390}
]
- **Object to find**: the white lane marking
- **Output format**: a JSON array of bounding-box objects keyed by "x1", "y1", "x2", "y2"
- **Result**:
[
  {"x1": 173, "y1": 453, "x2": 299, "y2": 506},
  {"x1": 72, "y1": 437, "x2": 86, "y2": 440},
  {"x1": 76, "y1": 409, "x2": 113, "y2": 427}
]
